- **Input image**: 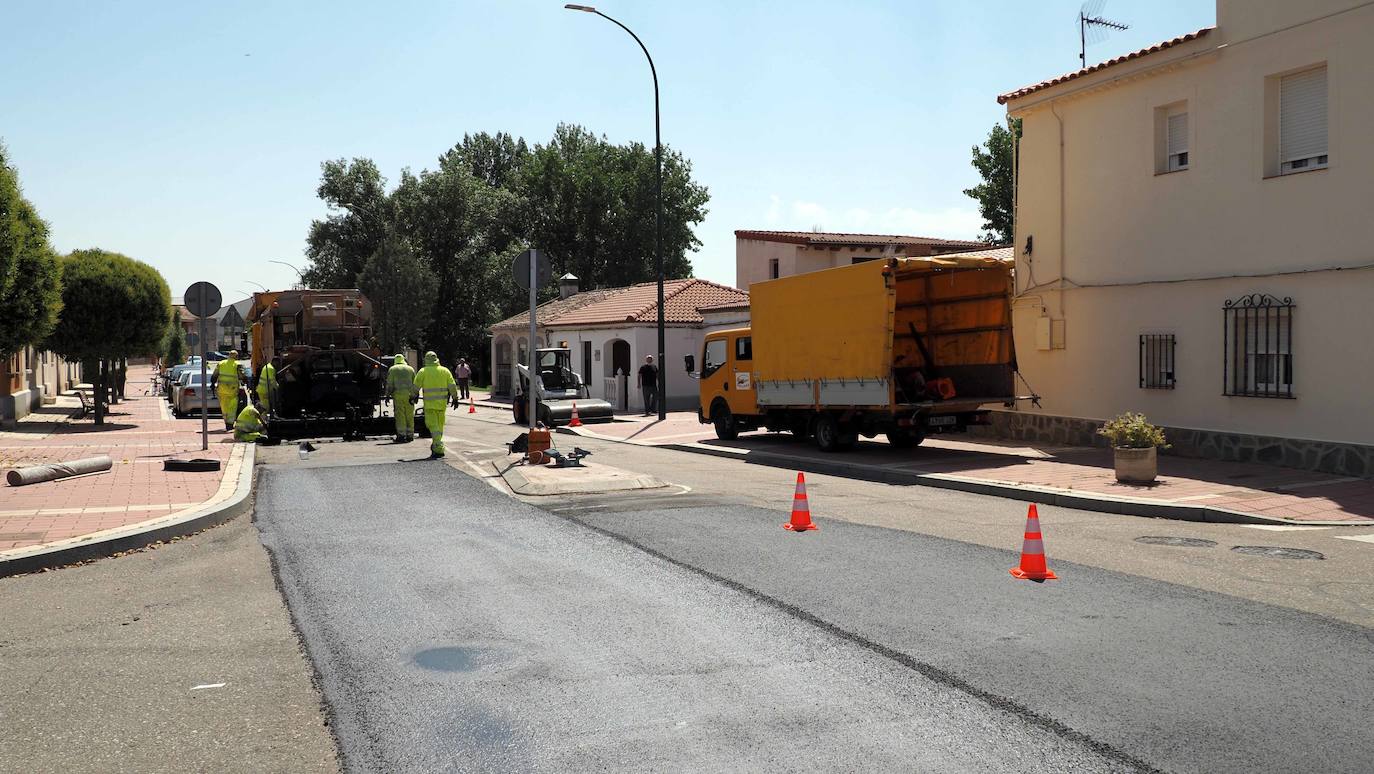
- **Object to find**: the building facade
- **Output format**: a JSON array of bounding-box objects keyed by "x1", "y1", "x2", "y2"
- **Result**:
[
  {"x1": 489, "y1": 277, "x2": 750, "y2": 414},
  {"x1": 735, "y1": 230, "x2": 985, "y2": 290},
  {"x1": 1000, "y1": 0, "x2": 1374, "y2": 475},
  {"x1": 1, "y1": 346, "x2": 82, "y2": 424}
]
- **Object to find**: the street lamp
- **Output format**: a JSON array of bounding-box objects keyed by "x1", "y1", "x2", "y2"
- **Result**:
[
  {"x1": 241, "y1": 281, "x2": 268, "y2": 293},
  {"x1": 269, "y1": 260, "x2": 305, "y2": 288},
  {"x1": 565, "y1": 3, "x2": 666, "y2": 420}
]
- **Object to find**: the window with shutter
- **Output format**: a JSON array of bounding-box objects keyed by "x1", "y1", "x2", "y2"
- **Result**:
[
  {"x1": 1279, "y1": 66, "x2": 1327, "y2": 174},
  {"x1": 1166, "y1": 111, "x2": 1189, "y2": 171}
]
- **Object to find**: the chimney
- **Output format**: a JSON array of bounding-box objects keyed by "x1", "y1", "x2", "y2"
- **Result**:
[{"x1": 559, "y1": 273, "x2": 580, "y2": 299}]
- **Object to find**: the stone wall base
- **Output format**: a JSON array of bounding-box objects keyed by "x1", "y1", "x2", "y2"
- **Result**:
[{"x1": 969, "y1": 410, "x2": 1374, "y2": 479}]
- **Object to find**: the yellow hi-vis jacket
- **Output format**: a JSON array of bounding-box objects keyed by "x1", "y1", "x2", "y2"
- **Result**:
[
  {"x1": 386, "y1": 355, "x2": 416, "y2": 396},
  {"x1": 256, "y1": 362, "x2": 277, "y2": 405},
  {"x1": 214, "y1": 358, "x2": 240, "y2": 391},
  {"x1": 234, "y1": 404, "x2": 265, "y2": 442},
  {"x1": 413, "y1": 353, "x2": 458, "y2": 408}
]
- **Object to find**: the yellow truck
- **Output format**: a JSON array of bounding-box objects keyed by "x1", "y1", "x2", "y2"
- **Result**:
[{"x1": 689, "y1": 255, "x2": 1030, "y2": 451}]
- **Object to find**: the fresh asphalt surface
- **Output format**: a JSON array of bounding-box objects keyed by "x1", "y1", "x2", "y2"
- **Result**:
[{"x1": 256, "y1": 452, "x2": 1374, "y2": 773}]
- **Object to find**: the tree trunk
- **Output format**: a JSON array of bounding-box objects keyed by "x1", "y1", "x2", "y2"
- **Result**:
[
  {"x1": 94, "y1": 360, "x2": 107, "y2": 425},
  {"x1": 116, "y1": 358, "x2": 127, "y2": 400}
]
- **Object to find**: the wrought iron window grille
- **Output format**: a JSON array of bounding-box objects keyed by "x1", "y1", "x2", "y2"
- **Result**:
[{"x1": 1223, "y1": 293, "x2": 1294, "y2": 399}]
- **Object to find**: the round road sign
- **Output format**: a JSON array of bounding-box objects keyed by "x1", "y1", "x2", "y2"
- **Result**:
[{"x1": 183, "y1": 282, "x2": 222, "y2": 318}]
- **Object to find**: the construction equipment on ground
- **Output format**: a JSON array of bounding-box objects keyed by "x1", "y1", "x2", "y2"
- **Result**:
[
  {"x1": 247, "y1": 289, "x2": 390, "y2": 440},
  {"x1": 513, "y1": 347, "x2": 615, "y2": 427}
]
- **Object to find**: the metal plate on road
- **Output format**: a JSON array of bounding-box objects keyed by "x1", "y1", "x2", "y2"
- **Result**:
[
  {"x1": 512, "y1": 249, "x2": 551, "y2": 291},
  {"x1": 1231, "y1": 545, "x2": 1325, "y2": 560},
  {"x1": 183, "y1": 281, "x2": 222, "y2": 318}
]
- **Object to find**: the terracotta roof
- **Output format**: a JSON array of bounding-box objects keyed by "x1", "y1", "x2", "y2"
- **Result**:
[
  {"x1": 489, "y1": 278, "x2": 750, "y2": 330},
  {"x1": 490, "y1": 287, "x2": 622, "y2": 330},
  {"x1": 998, "y1": 27, "x2": 1214, "y2": 105},
  {"x1": 735, "y1": 230, "x2": 984, "y2": 249},
  {"x1": 933, "y1": 245, "x2": 1014, "y2": 262},
  {"x1": 698, "y1": 299, "x2": 751, "y2": 312}
]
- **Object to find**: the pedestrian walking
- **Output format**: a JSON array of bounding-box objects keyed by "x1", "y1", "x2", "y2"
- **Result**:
[
  {"x1": 386, "y1": 353, "x2": 417, "y2": 443},
  {"x1": 413, "y1": 351, "x2": 459, "y2": 457},
  {"x1": 638, "y1": 355, "x2": 658, "y2": 416},
  {"x1": 455, "y1": 357, "x2": 472, "y2": 400}
]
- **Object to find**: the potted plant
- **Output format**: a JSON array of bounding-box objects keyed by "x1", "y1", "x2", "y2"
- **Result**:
[{"x1": 1098, "y1": 412, "x2": 1168, "y2": 484}]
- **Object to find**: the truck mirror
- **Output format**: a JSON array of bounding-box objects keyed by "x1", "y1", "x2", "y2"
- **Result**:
[{"x1": 684, "y1": 354, "x2": 695, "y2": 373}]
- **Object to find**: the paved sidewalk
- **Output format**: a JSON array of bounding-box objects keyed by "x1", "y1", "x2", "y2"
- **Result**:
[
  {"x1": 0, "y1": 365, "x2": 247, "y2": 566},
  {"x1": 565, "y1": 412, "x2": 1374, "y2": 525}
]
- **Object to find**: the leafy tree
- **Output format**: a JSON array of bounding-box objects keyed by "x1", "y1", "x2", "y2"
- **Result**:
[
  {"x1": 445, "y1": 131, "x2": 531, "y2": 189},
  {"x1": 46, "y1": 249, "x2": 171, "y2": 423},
  {"x1": 301, "y1": 158, "x2": 390, "y2": 288},
  {"x1": 358, "y1": 235, "x2": 437, "y2": 355},
  {"x1": 165, "y1": 308, "x2": 187, "y2": 365},
  {"x1": 962, "y1": 120, "x2": 1020, "y2": 244},
  {"x1": 0, "y1": 146, "x2": 62, "y2": 356}
]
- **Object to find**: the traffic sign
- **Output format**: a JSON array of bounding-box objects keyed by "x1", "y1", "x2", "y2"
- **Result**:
[
  {"x1": 512, "y1": 249, "x2": 551, "y2": 291},
  {"x1": 183, "y1": 282, "x2": 222, "y2": 318}
]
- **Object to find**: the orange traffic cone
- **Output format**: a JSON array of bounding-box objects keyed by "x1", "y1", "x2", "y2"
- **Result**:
[
  {"x1": 569, "y1": 402, "x2": 583, "y2": 427},
  {"x1": 468, "y1": 395, "x2": 476, "y2": 414},
  {"x1": 782, "y1": 472, "x2": 818, "y2": 532},
  {"x1": 1010, "y1": 504, "x2": 1057, "y2": 581}
]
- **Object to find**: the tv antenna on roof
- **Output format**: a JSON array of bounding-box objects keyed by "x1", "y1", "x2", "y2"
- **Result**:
[{"x1": 1078, "y1": 0, "x2": 1129, "y2": 68}]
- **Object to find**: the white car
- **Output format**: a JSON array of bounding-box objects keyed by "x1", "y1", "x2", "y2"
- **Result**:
[{"x1": 172, "y1": 371, "x2": 221, "y2": 418}]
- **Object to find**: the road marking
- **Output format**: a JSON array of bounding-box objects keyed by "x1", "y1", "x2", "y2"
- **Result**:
[
  {"x1": 1237, "y1": 524, "x2": 1331, "y2": 531},
  {"x1": 1333, "y1": 533, "x2": 1374, "y2": 544},
  {"x1": 191, "y1": 682, "x2": 226, "y2": 690}
]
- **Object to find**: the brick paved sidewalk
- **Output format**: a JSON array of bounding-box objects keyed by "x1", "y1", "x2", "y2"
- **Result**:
[
  {"x1": 566, "y1": 412, "x2": 1374, "y2": 525},
  {"x1": 0, "y1": 365, "x2": 244, "y2": 554}
]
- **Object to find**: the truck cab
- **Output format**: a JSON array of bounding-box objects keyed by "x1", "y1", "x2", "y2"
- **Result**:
[{"x1": 693, "y1": 328, "x2": 759, "y2": 440}]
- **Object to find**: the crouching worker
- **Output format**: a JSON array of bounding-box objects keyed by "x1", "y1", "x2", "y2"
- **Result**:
[{"x1": 234, "y1": 401, "x2": 267, "y2": 443}]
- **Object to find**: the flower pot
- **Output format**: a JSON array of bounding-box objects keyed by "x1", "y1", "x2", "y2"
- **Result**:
[{"x1": 1113, "y1": 445, "x2": 1158, "y2": 484}]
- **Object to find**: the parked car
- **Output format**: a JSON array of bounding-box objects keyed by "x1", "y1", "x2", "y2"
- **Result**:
[
  {"x1": 172, "y1": 371, "x2": 220, "y2": 418},
  {"x1": 164, "y1": 357, "x2": 203, "y2": 400}
]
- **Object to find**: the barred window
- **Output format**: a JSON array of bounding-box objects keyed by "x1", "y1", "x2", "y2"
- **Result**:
[
  {"x1": 1223, "y1": 294, "x2": 1294, "y2": 398},
  {"x1": 1139, "y1": 334, "x2": 1176, "y2": 389}
]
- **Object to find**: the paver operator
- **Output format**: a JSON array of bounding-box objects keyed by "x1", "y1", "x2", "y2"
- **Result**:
[
  {"x1": 211, "y1": 350, "x2": 242, "y2": 431},
  {"x1": 413, "y1": 351, "x2": 459, "y2": 457},
  {"x1": 255, "y1": 356, "x2": 280, "y2": 415},
  {"x1": 386, "y1": 353, "x2": 417, "y2": 443},
  {"x1": 233, "y1": 401, "x2": 266, "y2": 443}
]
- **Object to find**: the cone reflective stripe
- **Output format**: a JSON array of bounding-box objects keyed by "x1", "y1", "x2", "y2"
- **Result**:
[
  {"x1": 569, "y1": 402, "x2": 583, "y2": 427},
  {"x1": 468, "y1": 395, "x2": 476, "y2": 414},
  {"x1": 1010, "y1": 504, "x2": 1057, "y2": 580},
  {"x1": 783, "y1": 472, "x2": 818, "y2": 532}
]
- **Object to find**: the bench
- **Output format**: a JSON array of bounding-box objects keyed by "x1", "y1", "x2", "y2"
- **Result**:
[{"x1": 74, "y1": 390, "x2": 93, "y2": 418}]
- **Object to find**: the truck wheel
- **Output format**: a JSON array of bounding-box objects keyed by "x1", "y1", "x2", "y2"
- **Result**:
[
  {"x1": 712, "y1": 404, "x2": 739, "y2": 440},
  {"x1": 887, "y1": 428, "x2": 925, "y2": 449}
]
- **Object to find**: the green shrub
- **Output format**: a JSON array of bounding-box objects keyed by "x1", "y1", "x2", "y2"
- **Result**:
[{"x1": 1098, "y1": 412, "x2": 1169, "y2": 449}]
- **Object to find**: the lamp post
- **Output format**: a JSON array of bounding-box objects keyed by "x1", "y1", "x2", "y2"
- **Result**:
[
  {"x1": 565, "y1": 3, "x2": 666, "y2": 420},
  {"x1": 268, "y1": 260, "x2": 305, "y2": 288}
]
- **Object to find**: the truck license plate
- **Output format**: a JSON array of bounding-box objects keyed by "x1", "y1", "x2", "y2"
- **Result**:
[{"x1": 927, "y1": 415, "x2": 957, "y2": 427}]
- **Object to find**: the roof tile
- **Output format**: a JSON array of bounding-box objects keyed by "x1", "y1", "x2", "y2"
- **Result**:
[{"x1": 998, "y1": 27, "x2": 1214, "y2": 104}]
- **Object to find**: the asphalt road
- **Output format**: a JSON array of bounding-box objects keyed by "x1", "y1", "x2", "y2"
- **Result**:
[
  {"x1": 255, "y1": 434, "x2": 1374, "y2": 774},
  {"x1": 0, "y1": 512, "x2": 337, "y2": 774},
  {"x1": 256, "y1": 460, "x2": 1132, "y2": 772}
]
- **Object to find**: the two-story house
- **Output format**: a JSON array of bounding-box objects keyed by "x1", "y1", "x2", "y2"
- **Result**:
[
  {"x1": 734, "y1": 230, "x2": 986, "y2": 290},
  {"x1": 999, "y1": 0, "x2": 1374, "y2": 476}
]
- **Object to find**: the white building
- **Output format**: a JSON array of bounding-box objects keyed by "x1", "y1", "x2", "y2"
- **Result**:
[
  {"x1": 489, "y1": 275, "x2": 749, "y2": 413},
  {"x1": 735, "y1": 230, "x2": 986, "y2": 290}
]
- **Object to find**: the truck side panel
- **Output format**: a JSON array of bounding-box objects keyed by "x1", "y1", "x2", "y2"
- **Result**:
[{"x1": 892, "y1": 263, "x2": 1015, "y2": 399}]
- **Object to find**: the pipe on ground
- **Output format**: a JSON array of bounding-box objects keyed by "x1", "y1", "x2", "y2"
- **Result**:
[{"x1": 6, "y1": 455, "x2": 113, "y2": 487}]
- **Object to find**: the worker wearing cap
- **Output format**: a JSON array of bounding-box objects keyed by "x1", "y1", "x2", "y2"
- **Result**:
[
  {"x1": 412, "y1": 351, "x2": 458, "y2": 457},
  {"x1": 233, "y1": 401, "x2": 266, "y2": 443},
  {"x1": 211, "y1": 351, "x2": 242, "y2": 431},
  {"x1": 255, "y1": 357, "x2": 279, "y2": 416},
  {"x1": 385, "y1": 353, "x2": 417, "y2": 443}
]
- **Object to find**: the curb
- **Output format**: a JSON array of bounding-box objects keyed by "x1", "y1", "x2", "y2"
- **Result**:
[
  {"x1": 556, "y1": 425, "x2": 1352, "y2": 526},
  {"x1": 492, "y1": 458, "x2": 667, "y2": 496},
  {"x1": 0, "y1": 444, "x2": 257, "y2": 578}
]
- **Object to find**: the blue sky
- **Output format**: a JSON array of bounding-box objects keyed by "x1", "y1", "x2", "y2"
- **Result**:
[{"x1": 0, "y1": 0, "x2": 1212, "y2": 303}]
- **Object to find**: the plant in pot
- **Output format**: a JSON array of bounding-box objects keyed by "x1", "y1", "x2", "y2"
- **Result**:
[{"x1": 1098, "y1": 412, "x2": 1168, "y2": 484}]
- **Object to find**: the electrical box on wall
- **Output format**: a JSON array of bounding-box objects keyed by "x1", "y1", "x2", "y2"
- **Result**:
[{"x1": 1035, "y1": 317, "x2": 1067, "y2": 350}]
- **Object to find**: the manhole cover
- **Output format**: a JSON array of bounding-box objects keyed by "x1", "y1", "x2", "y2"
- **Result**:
[
  {"x1": 1135, "y1": 536, "x2": 1217, "y2": 548},
  {"x1": 1231, "y1": 545, "x2": 1326, "y2": 560}
]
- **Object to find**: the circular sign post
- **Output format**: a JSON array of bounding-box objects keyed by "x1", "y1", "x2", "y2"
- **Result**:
[{"x1": 183, "y1": 282, "x2": 222, "y2": 451}]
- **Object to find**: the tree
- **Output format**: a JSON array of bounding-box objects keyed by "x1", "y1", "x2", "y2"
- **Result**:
[
  {"x1": 962, "y1": 120, "x2": 1020, "y2": 244},
  {"x1": 164, "y1": 308, "x2": 187, "y2": 365},
  {"x1": 444, "y1": 132, "x2": 531, "y2": 189},
  {"x1": 0, "y1": 146, "x2": 62, "y2": 356},
  {"x1": 301, "y1": 158, "x2": 391, "y2": 288},
  {"x1": 358, "y1": 235, "x2": 437, "y2": 355},
  {"x1": 46, "y1": 249, "x2": 171, "y2": 423}
]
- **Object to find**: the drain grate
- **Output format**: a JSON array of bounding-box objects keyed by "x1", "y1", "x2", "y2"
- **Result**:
[
  {"x1": 1231, "y1": 545, "x2": 1325, "y2": 560},
  {"x1": 1135, "y1": 536, "x2": 1217, "y2": 548}
]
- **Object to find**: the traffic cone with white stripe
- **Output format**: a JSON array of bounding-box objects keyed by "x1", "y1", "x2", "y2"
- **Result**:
[
  {"x1": 783, "y1": 472, "x2": 818, "y2": 532},
  {"x1": 569, "y1": 401, "x2": 582, "y2": 427},
  {"x1": 468, "y1": 395, "x2": 476, "y2": 414},
  {"x1": 1010, "y1": 504, "x2": 1057, "y2": 581}
]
